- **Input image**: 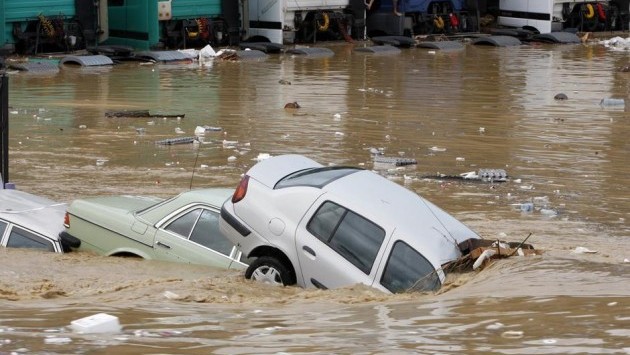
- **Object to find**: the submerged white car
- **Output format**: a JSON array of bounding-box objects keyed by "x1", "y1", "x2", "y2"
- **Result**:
[
  {"x1": 220, "y1": 154, "x2": 481, "y2": 293},
  {"x1": 0, "y1": 189, "x2": 66, "y2": 253}
]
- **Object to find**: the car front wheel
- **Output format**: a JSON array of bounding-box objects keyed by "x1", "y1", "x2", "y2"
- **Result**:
[{"x1": 245, "y1": 256, "x2": 295, "y2": 286}]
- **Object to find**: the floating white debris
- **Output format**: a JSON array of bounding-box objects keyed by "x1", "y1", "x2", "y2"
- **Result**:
[
  {"x1": 256, "y1": 153, "x2": 271, "y2": 161},
  {"x1": 479, "y1": 127, "x2": 485, "y2": 133},
  {"x1": 96, "y1": 159, "x2": 108, "y2": 166},
  {"x1": 501, "y1": 330, "x2": 524, "y2": 339},
  {"x1": 199, "y1": 44, "x2": 217, "y2": 58},
  {"x1": 175, "y1": 127, "x2": 185, "y2": 134},
  {"x1": 335, "y1": 131, "x2": 345, "y2": 136},
  {"x1": 460, "y1": 171, "x2": 478, "y2": 179},
  {"x1": 194, "y1": 125, "x2": 222, "y2": 135},
  {"x1": 163, "y1": 291, "x2": 180, "y2": 300},
  {"x1": 333, "y1": 113, "x2": 341, "y2": 120},
  {"x1": 513, "y1": 178, "x2": 522, "y2": 184},
  {"x1": 455, "y1": 157, "x2": 465, "y2": 162},
  {"x1": 199, "y1": 164, "x2": 209, "y2": 168},
  {"x1": 429, "y1": 146, "x2": 446, "y2": 152},
  {"x1": 486, "y1": 322, "x2": 505, "y2": 330},
  {"x1": 473, "y1": 249, "x2": 496, "y2": 270},
  {"x1": 70, "y1": 313, "x2": 121, "y2": 334},
  {"x1": 78, "y1": 124, "x2": 87, "y2": 129},
  {"x1": 540, "y1": 208, "x2": 557, "y2": 216},
  {"x1": 222, "y1": 139, "x2": 238, "y2": 148},
  {"x1": 227, "y1": 156, "x2": 237, "y2": 162},
  {"x1": 572, "y1": 246, "x2": 598, "y2": 254},
  {"x1": 44, "y1": 337, "x2": 72, "y2": 345},
  {"x1": 428, "y1": 50, "x2": 436, "y2": 54},
  {"x1": 10, "y1": 110, "x2": 18, "y2": 114}
]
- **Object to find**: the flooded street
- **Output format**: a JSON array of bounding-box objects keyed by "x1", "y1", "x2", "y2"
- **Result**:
[{"x1": 2, "y1": 39, "x2": 630, "y2": 353}]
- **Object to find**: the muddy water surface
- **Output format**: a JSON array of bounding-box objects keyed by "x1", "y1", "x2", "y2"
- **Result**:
[{"x1": 2, "y1": 40, "x2": 629, "y2": 353}]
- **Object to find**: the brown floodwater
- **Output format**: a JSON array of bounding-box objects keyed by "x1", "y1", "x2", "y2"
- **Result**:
[{"x1": 1, "y1": 39, "x2": 629, "y2": 353}]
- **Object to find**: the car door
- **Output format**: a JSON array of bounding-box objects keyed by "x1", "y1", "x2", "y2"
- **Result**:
[
  {"x1": 295, "y1": 199, "x2": 389, "y2": 290},
  {"x1": 153, "y1": 207, "x2": 240, "y2": 269}
]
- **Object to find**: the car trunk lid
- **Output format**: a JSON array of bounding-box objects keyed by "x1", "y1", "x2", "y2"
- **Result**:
[{"x1": 247, "y1": 154, "x2": 322, "y2": 188}]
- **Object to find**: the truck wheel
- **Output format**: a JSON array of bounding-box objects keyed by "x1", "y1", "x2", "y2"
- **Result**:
[{"x1": 245, "y1": 256, "x2": 295, "y2": 286}]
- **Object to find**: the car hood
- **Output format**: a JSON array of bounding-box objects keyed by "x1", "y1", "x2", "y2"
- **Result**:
[{"x1": 247, "y1": 154, "x2": 322, "y2": 188}]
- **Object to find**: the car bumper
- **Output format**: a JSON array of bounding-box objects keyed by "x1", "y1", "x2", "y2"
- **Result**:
[
  {"x1": 220, "y1": 205, "x2": 251, "y2": 237},
  {"x1": 58, "y1": 231, "x2": 82, "y2": 251}
]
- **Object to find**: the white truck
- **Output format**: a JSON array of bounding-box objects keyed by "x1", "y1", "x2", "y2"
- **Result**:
[
  {"x1": 498, "y1": 0, "x2": 629, "y2": 33},
  {"x1": 241, "y1": 0, "x2": 365, "y2": 44}
]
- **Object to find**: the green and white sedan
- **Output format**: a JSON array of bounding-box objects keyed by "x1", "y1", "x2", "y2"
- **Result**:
[{"x1": 61, "y1": 188, "x2": 247, "y2": 270}]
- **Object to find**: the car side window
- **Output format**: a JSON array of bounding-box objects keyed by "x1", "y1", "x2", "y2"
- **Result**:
[
  {"x1": 380, "y1": 241, "x2": 439, "y2": 293},
  {"x1": 165, "y1": 209, "x2": 202, "y2": 237},
  {"x1": 189, "y1": 209, "x2": 234, "y2": 256},
  {"x1": 307, "y1": 202, "x2": 344, "y2": 242},
  {"x1": 307, "y1": 201, "x2": 385, "y2": 274},
  {"x1": 6, "y1": 226, "x2": 55, "y2": 252}
]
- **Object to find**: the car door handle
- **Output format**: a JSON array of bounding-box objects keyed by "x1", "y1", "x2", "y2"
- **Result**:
[
  {"x1": 156, "y1": 241, "x2": 171, "y2": 249},
  {"x1": 303, "y1": 245, "x2": 316, "y2": 257}
]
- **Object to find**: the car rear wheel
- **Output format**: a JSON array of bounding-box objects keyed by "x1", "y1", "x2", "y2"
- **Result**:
[{"x1": 245, "y1": 256, "x2": 295, "y2": 286}]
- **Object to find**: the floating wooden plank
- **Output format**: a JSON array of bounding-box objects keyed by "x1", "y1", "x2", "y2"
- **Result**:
[
  {"x1": 105, "y1": 110, "x2": 184, "y2": 118},
  {"x1": 373, "y1": 156, "x2": 417, "y2": 166},
  {"x1": 155, "y1": 137, "x2": 197, "y2": 145}
]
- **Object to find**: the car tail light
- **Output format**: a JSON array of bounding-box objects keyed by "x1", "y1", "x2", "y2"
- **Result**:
[
  {"x1": 232, "y1": 175, "x2": 250, "y2": 203},
  {"x1": 63, "y1": 212, "x2": 70, "y2": 228}
]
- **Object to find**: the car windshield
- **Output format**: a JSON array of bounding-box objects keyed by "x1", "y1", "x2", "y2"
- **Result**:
[{"x1": 275, "y1": 167, "x2": 361, "y2": 189}]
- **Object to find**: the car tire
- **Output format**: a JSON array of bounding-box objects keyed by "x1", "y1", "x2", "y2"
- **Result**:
[{"x1": 245, "y1": 256, "x2": 296, "y2": 286}]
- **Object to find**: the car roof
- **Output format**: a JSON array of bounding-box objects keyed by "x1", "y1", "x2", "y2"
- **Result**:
[
  {"x1": 0, "y1": 189, "x2": 66, "y2": 239},
  {"x1": 138, "y1": 188, "x2": 234, "y2": 224}
]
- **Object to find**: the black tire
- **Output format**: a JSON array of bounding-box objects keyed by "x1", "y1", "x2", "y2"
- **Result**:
[{"x1": 245, "y1": 256, "x2": 296, "y2": 286}]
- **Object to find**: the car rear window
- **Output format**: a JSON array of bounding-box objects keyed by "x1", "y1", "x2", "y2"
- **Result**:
[{"x1": 275, "y1": 167, "x2": 361, "y2": 189}]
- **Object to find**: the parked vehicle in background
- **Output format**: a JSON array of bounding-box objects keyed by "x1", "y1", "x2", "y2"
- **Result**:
[
  {"x1": 220, "y1": 154, "x2": 481, "y2": 294},
  {"x1": 0, "y1": 189, "x2": 66, "y2": 253},
  {"x1": 498, "y1": 0, "x2": 629, "y2": 33},
  {"x1": 242, "y1": 0, "x2": 366, "y2": 44},
  {"x1": 61, "y1": 188, "x2": 247, "y2": 270},
  {"x1": 366, "y1": 0, "x2": 476, "y2": 37}
]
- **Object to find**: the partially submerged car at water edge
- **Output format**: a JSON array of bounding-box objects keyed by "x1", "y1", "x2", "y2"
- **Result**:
[
  {"x1": 0, "y1": 188, "x2": 66, "y2": 253},
  {"x1": 219, "y1": 154, "x2": 487, "y2": 294},
  {"x1": 61, "y1": 188, "x2": 247, "y2": 270}
]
